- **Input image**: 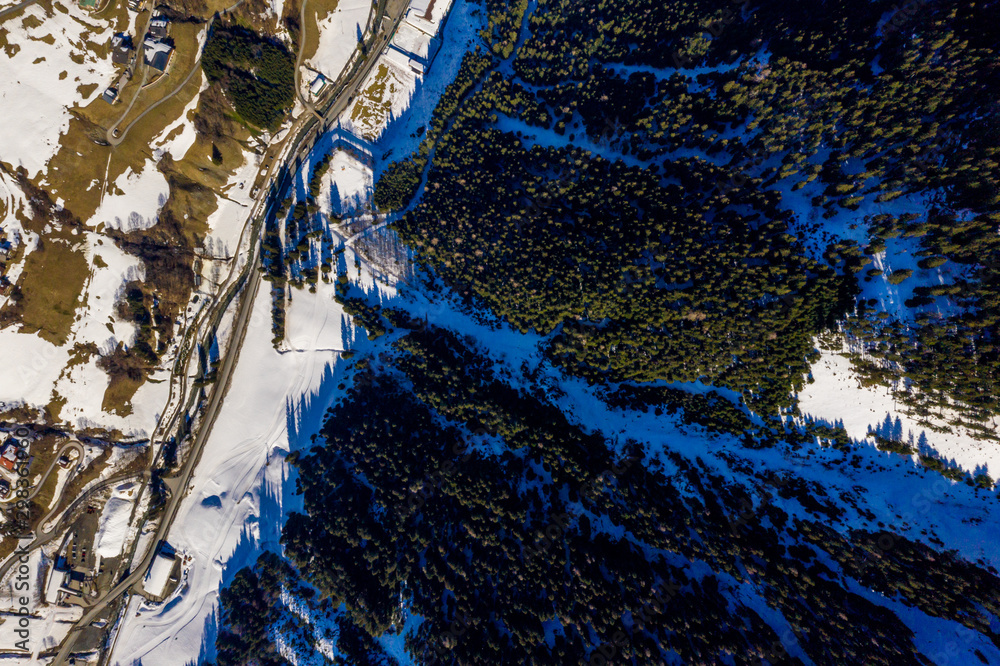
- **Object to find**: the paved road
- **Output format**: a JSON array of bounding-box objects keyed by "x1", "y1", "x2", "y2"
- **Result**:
[
  {"x1": 50, "y1": 2, "x2": 407, "y2": 663},
  {"x1": 0, "y1": 440, "x2": 84, "y2": 583}
]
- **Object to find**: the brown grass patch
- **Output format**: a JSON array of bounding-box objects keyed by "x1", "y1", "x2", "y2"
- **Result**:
[
  {"x1": 101, "y1": 373, "x2": 143, "y2": 415},
  {"x1": 15, "y1": 234, "x2": 90, "y2": 345}
]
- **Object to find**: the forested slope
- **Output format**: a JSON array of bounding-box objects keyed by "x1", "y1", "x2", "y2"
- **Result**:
[{"x1": 210, "y1": 0, "x2": 1000, "y2": 663}]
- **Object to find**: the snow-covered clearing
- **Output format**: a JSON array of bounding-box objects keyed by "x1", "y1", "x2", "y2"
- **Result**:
[
  {"x1": 318, "y1": 131, "x2": 373, "y2": 217},
  {"x1": 0, "y1": 0, "x2": 116, "y2": 179},
  {"x1": 798, "y1": 345, "x2": 999, "y2": 480},
  {"x1": 92, "y1": 165, "x2": 170, "y2": 233},
  {"x1": 305, "y1": 0, "x2": 370, "y2": 85},
  {"x1": 93, "y1": 493, "x2": 134, "y2": 559},
  {"x1": 343, "y1": 0, "x2": 481, "y2": 147}
]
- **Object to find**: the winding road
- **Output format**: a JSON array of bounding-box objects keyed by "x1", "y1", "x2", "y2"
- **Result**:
[
  {"x1": 50, "y1": 0, "x2": 409, "y2": 662},
  {"x1": 106, "y1": 0, "x2": 246, "y2": 146},
  {"x1": 0, "y1": 440, "x2": 84, "y2": 583}
]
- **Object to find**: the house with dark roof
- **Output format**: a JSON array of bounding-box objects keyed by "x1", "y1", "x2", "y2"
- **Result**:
[
  {"x1": 144, "y1": 38, "x2": 173, "y2": 72},
  {"x1": 111, "y1": 33, "x2": 133, "y2": 66},
  {"x1": 148, "y1": 16, "x2": 169, "y2": 40}
]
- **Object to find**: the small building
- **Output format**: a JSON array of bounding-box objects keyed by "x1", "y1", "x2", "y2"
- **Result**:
[
  {"x1": 144, "y1": 38, "x2": 173, "y2": 72},
  {"x1": 0, "y1": 478, "x2": 10, "y2": 498},
  {"x1": 145, "y1": 543, "x2": 177, "y2": 598},
  {"x1": 111, "y1": 34, "x2": 134, "y2": 66},
  {"x1": 387, "y1": 1, "x2": 454, "y2": 75},
  {"x1": 147, "y1": 16, "x2": 169, "y2": 40},
  {"x1": 44, "y1": 558, "x2": 69, "y2": 604},
  {"x1": 309, "y1": 73, "x2": 329, "y2": 98},
  {"x1": 63, "y1": 569, "x2": 86, "y2": 595},
  {"x1": 0, "y1": 443, "x2": 17, "y2": 472},
  {"x1": 102, "y1": 87, "x2": 119, "y2": 104},
  {"x1": 127, "y1": 0, "x2": 146, "y2": 9}
]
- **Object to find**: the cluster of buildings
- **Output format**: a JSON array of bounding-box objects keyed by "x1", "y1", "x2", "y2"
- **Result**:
[
  {"x1": 385, "y1": 0, "x2": 453, "y2": 75},
  {"x1": 45, "y1": 557, "x2": 89, "y2": 605},
  {"x1": 104, "y1": 12, "x2": 173, "y2": 104},
  {"x1": 0, "y1": 433, "x2": 30, "y2": 499}
]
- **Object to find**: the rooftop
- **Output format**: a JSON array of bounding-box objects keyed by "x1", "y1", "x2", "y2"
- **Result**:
[
  {"x1": 144, "y1": 39, "x2": 173, "y2": 72},
  {"x1": 145, "y1": 549, "x2": 176, "y2": 598}
]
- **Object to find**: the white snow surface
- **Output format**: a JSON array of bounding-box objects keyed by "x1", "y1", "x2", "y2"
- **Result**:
[
  {"x1": 323, "y1": 148, "x2": 372, "y2": 216},
  {"x1": 305, "y1": 0, "x2": 370, "y2": 84},
  {"x1": 94, "y1": 165, "x2": 170, "y2": 233},
  {"x1": 94, "y1": 496, "x2": 134, "y2": 559},
  {"x1": 798, "y1": 345, "x2": 999, "y2": 479},
  {"x1": 0, "y1": 1, "x2": 116, "y2": 179},
  {"x1": 109, "y1": 248, "x2": 397, "y2": 665}
]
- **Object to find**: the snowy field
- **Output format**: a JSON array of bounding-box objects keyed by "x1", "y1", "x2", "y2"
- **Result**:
[
  {"x1": 0, "y1": 0, "x2": 116, "y2": 179},
  {"x1": 343, "y1": 0, "x2": 483, "y2": 147},
  {"x1": 108, "y1": 248, "x2": 398, "y2": 666},
  {"x1": 304, "y1": 0, "x2": 370, "y2": 84},
  {"x1": 799, "y1": 345, "x2": 999, "y2": 480}
]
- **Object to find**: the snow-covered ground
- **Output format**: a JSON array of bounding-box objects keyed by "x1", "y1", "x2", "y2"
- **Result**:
[
  {"x1": 798, "y1": 345, "x2": 999, "y2": 480},
  {"x1": 343, "y1": 0, "x2": 482, "y2": 147},
  {"x1": 93, "y1": 484, "x2": 137, "y2": 559},
  {"x1": 108, "y1": 246, "x2": 398, "y2": 665},
  {"x1": 93, "y1": 165, "x2": 170, "y2": 233},
  {"x1": 322, "y1": 147, "x2": 372, "y2": 217},
  {"x1": 304, "y1": 0, "x2": 370, "y2": 85},
  {"x1": 0, "y1": 0, "x2": 116, "y2": 179}
]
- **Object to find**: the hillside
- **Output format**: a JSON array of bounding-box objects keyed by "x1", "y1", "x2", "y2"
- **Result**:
[{"x1": 207, "y1": 0, "x2": 1000, "y2": 663}]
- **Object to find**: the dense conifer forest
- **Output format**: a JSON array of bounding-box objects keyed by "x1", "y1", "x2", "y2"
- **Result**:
[
  {"x1": 201, "y1": 26, "x2": 295, "y2": 130},
  {"x1": 214, "y1": 0, "x2": 1000, "y2": 662}
]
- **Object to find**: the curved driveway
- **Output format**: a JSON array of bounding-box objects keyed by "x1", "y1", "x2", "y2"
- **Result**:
[
  {"x1": 51, "y1": 0, "x2": 407, "y2": 662},
  {"x1": 0, "y1": 440, "x2": 85, "y2": 583}
]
